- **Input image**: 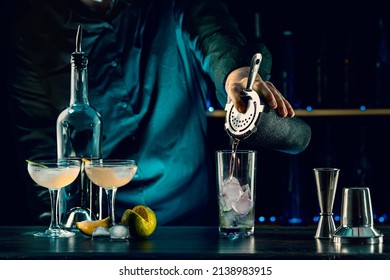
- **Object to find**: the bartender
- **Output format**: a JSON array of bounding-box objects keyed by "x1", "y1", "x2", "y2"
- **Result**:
[{"x1": 8, "y1": 0, "x2": 310, "y2": 225}]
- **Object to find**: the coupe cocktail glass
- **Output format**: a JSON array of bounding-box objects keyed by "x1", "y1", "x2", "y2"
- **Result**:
[
  {"x1": 27, "y1": 159, "x2": 80, "y2": 238},
  {"x1": 84, "y1": 159, "x2": 137, "y2": 227}
]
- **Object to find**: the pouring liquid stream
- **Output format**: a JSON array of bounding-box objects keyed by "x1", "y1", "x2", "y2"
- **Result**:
[{"x1": 228, "y1": 138, "x2": 240, "y2": 180}]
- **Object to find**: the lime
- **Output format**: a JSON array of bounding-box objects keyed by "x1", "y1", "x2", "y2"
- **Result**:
[
  {"x1": 25, "y1": 160, "x2": 48, "y2": 168},
  {"x1": 75, "y1": 217, "x2": 110, "y2": 236},
  {"x1": 121, "y1": 205, "x2": 157, "y2": 238}
]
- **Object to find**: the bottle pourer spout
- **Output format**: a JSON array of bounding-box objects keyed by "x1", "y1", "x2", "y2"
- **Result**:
[
  {"x1": 72, "y1": 25, "x2": 87, "y2": 67},
  {"x1": 76, "y1": 25, "x2": 82, "y2": 53}
]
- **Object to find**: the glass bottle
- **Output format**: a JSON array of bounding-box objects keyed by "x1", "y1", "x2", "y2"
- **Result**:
[
  {"x1": 281, "y1": 30, "x2": 297, "y2": 108},
  {"x1": 315, "y1": 39, "x2": 328, "y2": 108},
  {"x1": 375, "y1": 17, "x2": 390, "y2": 107},
  {"x1": 343, "y1": 35, "x2": 356, "y2": 107},
  {"x1": 56, "y1": 25, "x2": 103, "y2": 228}
]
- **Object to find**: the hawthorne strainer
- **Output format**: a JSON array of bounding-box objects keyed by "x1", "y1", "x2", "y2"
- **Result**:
[{"x1": 224, "y1": 53, "x2": 265, "y2": 140}]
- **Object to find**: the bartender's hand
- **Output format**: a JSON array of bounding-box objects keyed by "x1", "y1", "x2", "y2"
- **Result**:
[{"x1": 225, "y1": 67, "x2": 295, "y2": 118}]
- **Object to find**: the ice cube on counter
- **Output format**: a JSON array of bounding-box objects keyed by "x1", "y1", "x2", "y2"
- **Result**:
[{"x1": 92, "y1": 226, "x2": 110, "y2": 238}]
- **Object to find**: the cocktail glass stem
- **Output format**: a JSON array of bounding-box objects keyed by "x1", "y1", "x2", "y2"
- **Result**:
[
  {"x1": 48, "y1": 189, "x2": 61, "y2": 231},
  {"x1": 105, "y1": 188, "x2": 118, "y2": 227},
  {"x1": 35, "y1": 188, "x2": 74, "y2": 238}
]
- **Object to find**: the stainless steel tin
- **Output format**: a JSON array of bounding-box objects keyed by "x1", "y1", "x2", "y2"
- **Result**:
[{"x1": 333, "y1": 187, "x2": 384, "y2": 244}]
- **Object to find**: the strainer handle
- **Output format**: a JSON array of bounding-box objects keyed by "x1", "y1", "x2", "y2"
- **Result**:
[{"x1": 246, "y1": 53, "x2": 262, "y2": 91}]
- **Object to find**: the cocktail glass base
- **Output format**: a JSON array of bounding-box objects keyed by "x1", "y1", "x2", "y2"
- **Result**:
[{"x1": 34, "y1": 228, "x2": 75, "y2": 238}]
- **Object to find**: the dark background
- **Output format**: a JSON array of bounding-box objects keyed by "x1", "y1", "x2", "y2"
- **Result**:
[
  {"x1": 227, "y1": 1, "x2": 390, "y2": 108},
  {"x1": 1, "y1": 1, "x2": 390, "y2": 225}
]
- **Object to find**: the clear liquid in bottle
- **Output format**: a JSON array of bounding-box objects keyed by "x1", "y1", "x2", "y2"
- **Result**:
[{"x1": 56, "y1": 25, "x2": 103, "y2": 228}]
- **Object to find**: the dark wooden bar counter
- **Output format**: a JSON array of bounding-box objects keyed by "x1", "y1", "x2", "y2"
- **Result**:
[{"x1": 0, "y1": 225, "x2": 389, "y2": 260}]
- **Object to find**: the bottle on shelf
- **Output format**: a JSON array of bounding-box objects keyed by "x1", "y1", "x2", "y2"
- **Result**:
[
  {"x1": 375, "y1": 16, "x2": 390, "y2": 107},
  {"x1": 315, "y1": 37, "x2": 329, "y2": 108},
  {"x1": 254, "y1": 12, "x2": 261, "y2": 45},
  {"x1": 281, "y1": 30, "x2": 299, "y2": 108},
  {"x1": 56, "y1": 25, "x2": 103, "y2": 228},
  {"x1": 343, "y1": 34, "x2": 357, "y2": 108}
]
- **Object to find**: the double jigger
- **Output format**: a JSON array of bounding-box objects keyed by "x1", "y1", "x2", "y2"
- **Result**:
[
  {"x1": 313, "y1": 168, "x2": 383, "y2": 244},
  {"x1": 313, "y1": 168, "x2": 339, "y2": 239}
]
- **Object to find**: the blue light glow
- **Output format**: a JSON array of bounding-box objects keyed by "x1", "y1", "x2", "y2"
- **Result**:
[
  {"x1": 359, "y1": 105, "x2": 366, "y2": 111},
  {"x1": 258, "y1": 216, "x2": 265, "y2": 223},
  {"x1": 288, "y1": 217, "x2": 303, "y2": 224},
  {"x1": 269, "y1": 216, "x2": 276, "y2": 222},
  {"x1": 306, "y1": 106, "x2": 313, "y2": 111},
  {"x1": 208, "y1": 106, "x2": 215, "y2": 112}
]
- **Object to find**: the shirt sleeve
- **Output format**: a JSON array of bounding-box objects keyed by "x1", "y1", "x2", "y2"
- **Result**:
[{"x1": 172, "y1": 0, "x2": 272, "y2": 107}]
